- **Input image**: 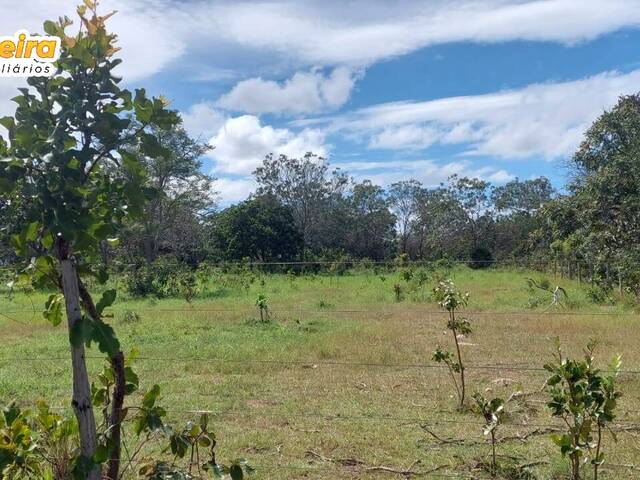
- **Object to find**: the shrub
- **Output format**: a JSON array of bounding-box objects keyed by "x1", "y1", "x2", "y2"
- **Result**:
[
  {"x1": 544, "y1": 338, "x2": 622, "y2": 480},
  {"x1": 468, "y1": 247, "x2": 494, "y2": 269},
  {"x1": 586, "y1": 285, "x2": 615, "y2": 305},
  {"x1": 121, "y1": 310, "x2": 141, "y2": 324},
  {"x1": 123, "y1": 258, "x2": 200, "y2": 300}
]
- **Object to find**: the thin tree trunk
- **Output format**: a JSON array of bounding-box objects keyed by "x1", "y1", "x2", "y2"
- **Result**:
[
  {"x1": 77, "y1": 278, "x2": 126, "y2": 480},
  {"x1": 490, "y1": 430, "x2": 497, "y2": 477},
  {"x1": 60, "y1": 259, "x2": 101, "y2": 480},
  {"x1": 450, "y1": 310, "x2": 465, "y2": 409}
]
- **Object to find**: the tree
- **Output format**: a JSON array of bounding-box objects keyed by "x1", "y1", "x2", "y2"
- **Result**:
[
  {"x1": 0, "y1": 5, "x2": 178, "y2": 479},
  {"x1": 210, "y1": 195, "x2": 303, "y2": 261},
  {"x1": 342, "y1": 180, "x2": 396, "y2": 260},
  {"x1": 540, "y1": 94, "x2": 640, "y2": 294},
  {"x1": 492, "y1": 177, "x2": 554, "y2": 215},
  {"x1": 388, "y1": 180, "x2": 422, "y2": 255},
  {"x1": 447, "y1": 175, "x2": 493, "y2": 251},
  {"x1": 253, "y1": 152, "x2": 348, "y2": 254},
  {"x1": 492, "y1": 178, "x2": 555, "y2": 261},
  {"x1": 123, "y1": 124, "x2": 215, "y2": 265},
  {"x1": 412, "y1": 187, "x2": 467, "y2": 259}
]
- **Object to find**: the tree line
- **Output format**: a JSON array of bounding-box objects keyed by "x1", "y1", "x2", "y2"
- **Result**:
[{"x1": 1, "y1": 84, "x2": 638, "y2": 296}]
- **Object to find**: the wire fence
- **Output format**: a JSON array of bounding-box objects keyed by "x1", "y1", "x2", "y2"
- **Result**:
[
  {"x1": 3, "y1": 355, "x2": 640, "y2": 375},
  {"x1": 1, "y1": 261, "x2": 639, "y2": 477}
]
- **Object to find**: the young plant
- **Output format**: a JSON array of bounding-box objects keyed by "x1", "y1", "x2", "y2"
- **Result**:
[
  {"x1": 472, "y1": 393, "x2": 505, "y2": 477},
  {"x1": 0, "y1": 3, "x2": 178, "y2": 478},
  {"x1": 432, "y1": 279, "x2": 470, "y2": 409},
  {"x1": 544, "y1": 338, "x2": 622, "y2": 480},
  {"x1": 255, "y1": 293, "x2": 269, "y2": 322},
  {"x1": 393, "y1": 283, "x2": 402, "y2": 302},
  {"x1": 526, "y1": 278, "x2": 568, "y2": 310}
]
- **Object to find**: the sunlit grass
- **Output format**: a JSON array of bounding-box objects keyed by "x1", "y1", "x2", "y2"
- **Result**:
[{"x1": 0, "y1": 266, "x2": 638, "y2": 478}]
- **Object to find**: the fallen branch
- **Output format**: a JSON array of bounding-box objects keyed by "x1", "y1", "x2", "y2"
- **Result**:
[{"x1": 306, "y1": 450, "x2": 452, "y2": 477}]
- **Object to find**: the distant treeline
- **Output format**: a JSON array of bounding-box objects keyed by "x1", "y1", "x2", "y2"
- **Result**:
[{"x1": 2, "y1": 95, "x2": 639, "y2": 297}]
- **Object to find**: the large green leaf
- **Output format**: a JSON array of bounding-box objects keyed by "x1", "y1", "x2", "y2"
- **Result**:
[
  {"x1": 95, "y1": 289, "x2": 116, "y2": 316},
  {"x1": 43, "y1": 294, "x2": 64, "y2": 327}
]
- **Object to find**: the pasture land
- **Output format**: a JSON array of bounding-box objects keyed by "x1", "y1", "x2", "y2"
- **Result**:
[{"x1": 1, "y1": 266, "x2": 639, "y2": 479}]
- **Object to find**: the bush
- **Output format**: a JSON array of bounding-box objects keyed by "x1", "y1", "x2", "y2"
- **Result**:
[
  {"x1": 123, "y1": 258, "x2": 200, "y2": 300},
  {"x1": 468, "y1": 247, "x2": 494, "y2": 269},
  {"x1": 586, "y1": 285, "x2": 615, "y2": 305}
]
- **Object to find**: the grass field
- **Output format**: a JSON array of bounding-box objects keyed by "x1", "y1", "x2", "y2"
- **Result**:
[{"x1": 1, "y1": 266, "x2": 639, "y2": 479}]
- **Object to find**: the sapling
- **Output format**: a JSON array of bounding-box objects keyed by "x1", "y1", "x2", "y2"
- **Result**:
[
  {"x1": 393, "y1": 283, "x2": 402, "y2": 302},
  {"x1": 544, "y1": 338, "x2": 622, "y2": 480},
  {"x1": 472, "y1": 393, "x2": 505, "y2": 477},
  {"x1": 526, "y1": 278, "x2": 568, "y2": 310},
  {"x1": 432, "y1": 279, "x2": 470, "y2": 409},
  {"x1": 255, "y1": 293, "x2": 269, "y2": 322}
]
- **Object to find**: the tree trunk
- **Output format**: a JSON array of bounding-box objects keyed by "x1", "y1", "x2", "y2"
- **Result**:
[
  {"x1": 60, "y1": 259, "x2": 101, "y2": 480},
  {"x1": 77, "y1": 277, "x2": 126, "y2": 480},
  {"x1": 107, "y1": 352, "x2": 126, "y2": 480}
]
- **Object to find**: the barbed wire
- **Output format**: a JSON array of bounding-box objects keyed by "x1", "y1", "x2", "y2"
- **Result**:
[
  {"x1": 0, "y1": 306, "x2": 637, "y2": 316},
  {"x1": 2, "y1": 355, "x2": 640, "y2": 375}
]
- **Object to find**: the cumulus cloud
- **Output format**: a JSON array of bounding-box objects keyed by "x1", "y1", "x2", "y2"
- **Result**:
[
  {"x1": 181, "y1": 102, "x2": 227, "y2": 139},
  {"x1": 323, "y1": 69, "x2": 640, "y2": 159},
  {"x1": 334, "y1": 159, "x2": 514, "y2": 187},
  {"x1": 217, "y1": 67, "x2": 358, "y2": 115},
  {"x1": 208, "y1": 115, "x2": 327, "y2": 175}
]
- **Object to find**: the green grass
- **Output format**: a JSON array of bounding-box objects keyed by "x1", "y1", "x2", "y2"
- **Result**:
[{"x1": 1, "y1": 266, "x2": 639, "y2": 478}]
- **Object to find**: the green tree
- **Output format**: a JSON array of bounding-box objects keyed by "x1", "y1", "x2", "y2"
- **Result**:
[
  {"x1": 210, "y1": 195, "x2": 303, "y2": 261},
  {"x1": 123, "y1": 123, "x2": 215, "y2": 265},
  {"x1": 538, "y1": 94, "x2": 640, "y2": 295},
  {"x1": 0, "y1": 4, "x2": 178, "y2": 479},
  {"x1": 447, "y1": 175, "x2": 493, "y2": 252},
  {"x1": 253, "y1": 152, "x2": 348, "y2": 255},
  {"x1": 492, "y1": 177, "x2": 554, "y2": 215},
  {"x1": 492, "y1": 177, "x2": 555, "y2": 261},
  {"x1": 388, "y1": 179, "x2": 422, "y2": 255},
  {"x1": 342, "y1": 180, "x2": 396, "y2": 260}
]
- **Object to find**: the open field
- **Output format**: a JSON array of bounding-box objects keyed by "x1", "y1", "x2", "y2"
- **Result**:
[{"x1": 1, "y1": 266, "x2": 639, "y2": 479}]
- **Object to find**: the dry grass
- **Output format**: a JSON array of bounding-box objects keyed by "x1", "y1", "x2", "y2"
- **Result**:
[{"x1": 1, "y1": 267, "x2": 639, "y2": 478}]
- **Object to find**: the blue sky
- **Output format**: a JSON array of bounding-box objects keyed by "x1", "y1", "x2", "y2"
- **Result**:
[{"x1": 2, "y1": 0, "x2": 640, "y2": 202}]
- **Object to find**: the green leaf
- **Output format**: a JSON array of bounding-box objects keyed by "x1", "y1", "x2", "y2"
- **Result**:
[
  {"x1": 43, "y1": 294, "x2": 64, "y2": 326},
  {"x1": 91, "y1": 320, "x2": 120, "y2": 357},
  {"x1": 142, "y1": 385, "x2": 161, "y2": 409},
  {"x1": 0, "y1": 116, "x2": 15, "y2": 133},
  {"x1": 93, "y1": 444, "x2": 110, "y2": 463},
  {"x1": 43, "y1": 20, "x2": 59, "y2": 36},
  {"x1": 229, "y1": 464, "x2": 244, "y2": 480},
  {"x1": 95, "y1": 289, "x2": 116, "y2": 316},
  {"x1": 70, "y1": 316, "x2": 94, "y2": 348}
]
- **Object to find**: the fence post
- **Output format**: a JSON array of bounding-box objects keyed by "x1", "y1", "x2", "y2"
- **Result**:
[{"x1": 618, "y1": 267, "x2": 623, "y2": 295}]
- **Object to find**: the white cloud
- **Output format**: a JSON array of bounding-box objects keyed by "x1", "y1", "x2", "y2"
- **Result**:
[
  {"x1": 0, "y1": 0, "x2": 186, "y2": 83},
  {"x1": 181, "y1": 102, "x2": 227, "y2": 139},
  {"x1": 217, "y1": 67, "x2": 358, "y2": 115},
  {"x1": 323, "y1": 69, "x2": 640, "y2": 159},
  {"x1": 1, "y1": 0, "x2": 638, "y2": 94},
  {"x1": 208, "y1": 115, "x2": 327, "y2": 175},
  {"x1": 334, "y1": 158, "x2": 514, "y2": 186},
  {"x1": 208, "y1": 0, "x2": 640, "y2": 65}
]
